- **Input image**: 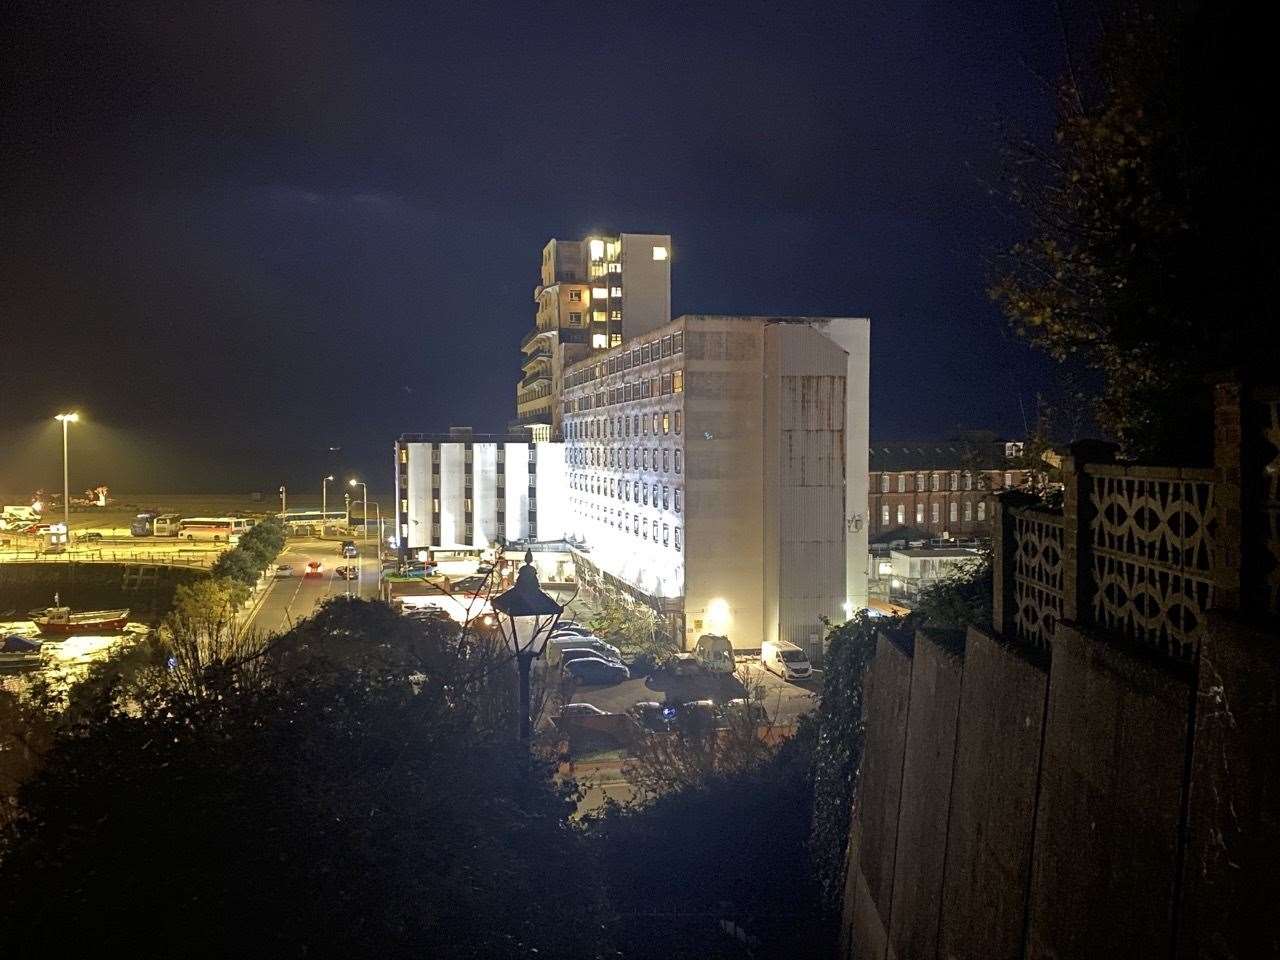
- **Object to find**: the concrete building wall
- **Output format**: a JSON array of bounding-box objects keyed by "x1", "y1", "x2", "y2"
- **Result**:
[
  {"x1": 619, "y1": 232, "x2": 672, "y2": 340},
  {"x1": 404, "y1": 442, "x2": 431, "y2": 548},
  {"x1": 684, "y1": 318, "x2": 767, "y2": 646},
  {"x1": 438, "y1": 443, "x2": 465, "y2": 547},
  {"x1": 472, "y1": 443, "x2": 498, "y2": 547},
  {"x1": 534, "y1": 440, "x2": 567, "y2": 542},
  {"x1": 504, "y1": 444, "x2": 530, "y2": 544}
]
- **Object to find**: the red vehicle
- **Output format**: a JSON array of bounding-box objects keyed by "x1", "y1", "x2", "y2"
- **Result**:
[{"x1": 304, "y1": 560, "x2": 323, "y2": 577}]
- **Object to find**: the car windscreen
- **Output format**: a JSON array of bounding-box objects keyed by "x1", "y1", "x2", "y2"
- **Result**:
[{"x1": 780, "y1": 650, "x2": 808, "y2": 663}]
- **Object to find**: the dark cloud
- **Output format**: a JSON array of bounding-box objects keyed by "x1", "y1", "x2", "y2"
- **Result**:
[{"x1": 2, "y1": 0, "x2": 1068, "y2": 494}]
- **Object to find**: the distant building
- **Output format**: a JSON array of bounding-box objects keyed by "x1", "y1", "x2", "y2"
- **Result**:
[
  {"x1": 560, "y1": 313, "x2": 870, "y2": 659},
  {"x1": 394, "y1": 427, "x2": 566, "y2": 553},
  {"x1": 516, "y1": 233, "x2": 672, "y2": 441},
  {"x1": 867, "y1": 437, "x2": 1029, "y2": 544}
]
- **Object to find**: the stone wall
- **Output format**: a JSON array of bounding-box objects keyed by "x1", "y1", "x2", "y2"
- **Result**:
[{"x1": 0, "y1": 562, "x2": 205, "y2": 622}]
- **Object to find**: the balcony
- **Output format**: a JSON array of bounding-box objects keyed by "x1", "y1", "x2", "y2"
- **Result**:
[
  {"x1": 521, "y1": 344, "x2": 552, "y2": 368},
  {"x1": 520, "y1": 326, "x2": 553, "y2": 351},
  {"x1": 521, "y1": 366, "x2": 551, "y2": 390}
]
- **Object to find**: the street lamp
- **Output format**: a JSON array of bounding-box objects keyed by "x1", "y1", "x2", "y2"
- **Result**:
[
  {"x1": 279, "y1": 484, "x2": 287, "y2": 514},
  {"x1": 492, "y1": 550, "x2": 564, "y2": 743},
  {"x1": 53, "y1": 413, "x2": 78, "y2": 542},
  {"x1": 322, "y1": 475, "x2": 335, "y2": 524},
  {"x1": 349, "y1": 479, "x2": 367, "y2": 545}
]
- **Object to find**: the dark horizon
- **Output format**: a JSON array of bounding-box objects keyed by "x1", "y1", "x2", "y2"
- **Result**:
[{"x1": 3, "y1": 1, "x2": 1075, "y2": 494}]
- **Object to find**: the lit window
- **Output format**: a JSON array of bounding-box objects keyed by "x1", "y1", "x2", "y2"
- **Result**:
[
  {"x1": 593, "y1": 286, "x2": 608, "y2": 299},
  {"x1": 897, "y1": 505, "x2": 905, "y2": 525},
  {"x1": 931, "y1": 503, "x2": 940, "y2": 524},
  {"x1": 897, "y1": 475, "x2": 906, "y2": 493},
  {"x1": 401, "y1": 498, "x2": 408, "y2": 513},
  {"x1": 662, "y1": 412, "x2": 670, "y2": 435},
  {"x1": 608, "y1": 262, "x2": 621, "y2": 273},
  {"x1": 589, "y1": 238, "x2": 605, "y2": 260},
  {"x1": 916, "y1": 504, "x2": 924, "y2": 524},
  {"x1": 610, "y1": 333, "x2": 622, "y2": 346},
  {"x1": 399, "y1": 448, "x2": 407, "y2": 464},
  {"x1": 880, "y1": 475, "x2": 889, "y2": 493},
  {"x1": 978, "y1": 501, "x2": 987, "y2": 521},
  {"x1": 950, "y1": 501, "x2": 958, "y2": 523},
  {"x1": 652, "y1": 245, "x2": 668, "y2": 261},
  {"x1": 674, "y1": 526, "x2": 681, "y2": 550},
  {"x1": 610, "y1": 286, "x2": 622, "y2": 298},
  {"x1": 881, "y1": 505, "x2": 890, "y2": 526},
  {"x1": 592, "y1": 333, "x2": 608, "y2": 349},
  {"x1": 964, "y1": 502, "x2": 972, "y2": 521},
  {"x1": 673, "y1": 370, "x2": 684, "y2": 393}
]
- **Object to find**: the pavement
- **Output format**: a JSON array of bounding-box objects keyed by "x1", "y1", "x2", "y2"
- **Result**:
[{"x1": 245, "y1": 535, "x2": 383, "y2": 635}]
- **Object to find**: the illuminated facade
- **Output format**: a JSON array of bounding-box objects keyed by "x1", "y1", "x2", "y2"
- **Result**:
[
  {"x1": 516, "y1": 233, "x2": 672, "y2": 440},
  {"x1": 394, "y1": 428, "x2": 567, "y2": 553},
  {"x1": 560, "y1": 314, "x2": 870, "y2": 658}
]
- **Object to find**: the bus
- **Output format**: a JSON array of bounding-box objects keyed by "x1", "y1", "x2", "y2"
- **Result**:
[
  {"x1": 277, "y1": 510, "x2": 348, "y2": 536},
  {"x1": 151, "y1": 513, "x2": 184, "y2": 536},
  {"x1": 177, "y1": 517, "x2": 251, "y2": 543}
]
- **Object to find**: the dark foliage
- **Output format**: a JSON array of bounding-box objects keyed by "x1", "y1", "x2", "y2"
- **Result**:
[
  {"x1": 209, "y1": 516, "x2": 286, "y2": 585},
  {"x1": 0, "y1": 604, "x2": 606, "y2": 960},
  {"x1": 914, "y1": 551, "x2": 993, "y2": 630},
  {"x1": 586, "y1": 723, "x2": 823, "y2": 958},
  {"x1": 808, "y1": 613, "x2": 880, "y2": 913},
  {"x1": 991, "y1": 1, "x2": 1279, "y2": 459}
]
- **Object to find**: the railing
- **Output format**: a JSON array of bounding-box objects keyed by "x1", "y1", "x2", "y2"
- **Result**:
[
  {"x1": 1085, "y1": 465, "x2": 1216, "y2": 660},
  {"x1": 0, "y1": 550, "x2": 217, "y2": 569},
  {"x1": 1012, "y1": 507, "x2": 1065, "y2": 648},
  {"x1": 993, "y1": 380, "x2": 1280, "y2": 661}
]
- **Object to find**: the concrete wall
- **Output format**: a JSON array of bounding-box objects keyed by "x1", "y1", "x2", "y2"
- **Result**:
[
  {"x1": 886, "y1": 629, "x2": 965, "y2": 960},
  {"x1": 0, "y1": 562, "x2": 206, "y2": 622},
  {"x1": 1027, "y1": 624, "x2": 1192, "y2": 960},
  {"x1": 939, "y1": 626, "x2": 1049, "y2": 960},
  {"x1": 847, "y1": 629, "x2": 914, "y2": 960}
]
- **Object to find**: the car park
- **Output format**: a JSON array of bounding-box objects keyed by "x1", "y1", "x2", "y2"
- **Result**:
[
  {"x1": 547, "y1": 635, "x2": 623, "y2": 665},
  {"x1": 563, "y1": 656, "x2": 630, "y2": 685},
  {"x1": 275, "y1": 564, "x2": 294, "y2": 578}
]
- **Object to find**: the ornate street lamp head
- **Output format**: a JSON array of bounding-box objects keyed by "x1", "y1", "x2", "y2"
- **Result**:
[{"x1": 492, "y1": 550, "x2": 563, "y2": 658}]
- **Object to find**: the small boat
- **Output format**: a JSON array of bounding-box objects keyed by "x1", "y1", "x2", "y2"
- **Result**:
[
  {"x1": 33, "y1": 597, "x2": 130, "y2": 636},
  {"x1": 1, "y1": 633, "x2": 45, "y2": 670}
]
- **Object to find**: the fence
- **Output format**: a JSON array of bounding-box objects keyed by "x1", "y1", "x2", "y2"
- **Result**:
[{"x1": 0, "y1": 550, "x2": 216, "y2": 569}]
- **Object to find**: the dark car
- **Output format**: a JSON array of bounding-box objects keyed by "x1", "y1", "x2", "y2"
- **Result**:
[
  {"x1": 77, "y1": 531, "x2": 103, "y2": 542},
  {"x1": 559, "y1": 647, "x2": 622, "y2": 667},
  {"x1": 630, "y1": 701, "x2": 675, "y2": 733},
  {"x1": 563, "y1": 656, "x2": 630, "y2": 685},
  {"x1": 450, "y1": 575, "x2": 490, "y2": 596},
  {"x1": 334, "y1": 565, "x2": 359, "y2": 580}
]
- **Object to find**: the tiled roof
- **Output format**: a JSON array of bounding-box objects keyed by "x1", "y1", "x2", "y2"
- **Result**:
[{"x1": 869, "y1": 438, "x2": 1013, "y2": 472}]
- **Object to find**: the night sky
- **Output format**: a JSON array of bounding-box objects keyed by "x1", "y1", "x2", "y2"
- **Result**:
[{"x1": 2, "y1": 1, "x2": 1069, "y2": 496}]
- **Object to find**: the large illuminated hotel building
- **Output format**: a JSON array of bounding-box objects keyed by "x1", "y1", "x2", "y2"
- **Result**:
[
  {"x1": 515, "y1": 232, "x2": 671, "y2": 441},
  {"x1": 397, "y1": 233, "x2": 870, "y2": 657}
]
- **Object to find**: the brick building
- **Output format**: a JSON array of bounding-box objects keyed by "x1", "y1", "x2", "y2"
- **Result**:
[{"x1": 867, "y1": 436, "x2": 1028, "y2": 544}]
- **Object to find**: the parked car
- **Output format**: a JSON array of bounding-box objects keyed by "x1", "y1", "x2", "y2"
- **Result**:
[
  {"x1": 630, "y1": 701, "x2": 675, "y2": 732},
  {"x1": 304, "y1": 560, "x2": 323, "y2": 577},
  {"x1": 334, "y1": 565, "x2": 358, "y2": 580},
  {"x1": 694, "y1": 633, "x2": 735, "y2": 674},
  {"x1": 341, "y1": 543, "x2": 359, "y2": 559},
  {"x1": 274, "y1": 564, "x2": 294, "y2": 578},
  {"x1": 552, "y1": 623, "x2": 593, "y2": 637},
  {"x1": 450, "y1": 575, "x2": 490, "y2": 596},
  {"x1": 668, "y1": 652, "x2": 700, "y2": 676},
  {"x1": 559, "y1": 647, "x2": 622, "y2": 668},
  {"x1": 77, "y1": 531, "x2": 103, "y2": 542},
  {"x1": 563, "y1": 656, "x2": 630, "y2": 685},
  {"x1": 761, "y1": 639, "x2": 813, "y2": 680},
  {"x1": 547, "y1": 635, "x2": 623, "y2": 666},
  {"x1": 559, "y1": 702, "x2": 609, "y2": 720}
]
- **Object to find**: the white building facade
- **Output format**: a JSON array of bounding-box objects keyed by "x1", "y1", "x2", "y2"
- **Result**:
[
  {"x1": 560, "y1": 314, "x2": 870, "y2": 658},
  {"x1": 394, "y1": 429, "x2": 567, "y2": 553}
]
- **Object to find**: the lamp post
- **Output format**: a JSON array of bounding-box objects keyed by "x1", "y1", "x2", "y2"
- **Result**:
[
  {"x1": 492, "y1": 550, "x2": 564, "y2": 743},
  {"x1": 367, "y1": 501, "x2": 382, "y2": 561},
  {"x1": 349, "y1": 479, "x2": 367, "y2": 545},
  {"x1": 53, "y1": 413, "x2": 78, "y2": 543},
  {"x1": 279, "y1": 484, "x2": 287, "y2": 515},
  {"x1": 322, "y1": 475, "x2": 335, "y2": 525}
]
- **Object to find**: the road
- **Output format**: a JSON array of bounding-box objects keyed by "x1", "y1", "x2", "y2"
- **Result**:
[{"x1": 245, "y1": 536, "x2": 382, "y2": 636}]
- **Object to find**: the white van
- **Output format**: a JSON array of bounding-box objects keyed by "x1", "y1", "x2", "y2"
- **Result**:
[
  {"x1": 694, "y1": 633, "x2": 735, "y2": 674},
  {"x1": 761, "y1": 639, "x2": 812, "y2": 681}
]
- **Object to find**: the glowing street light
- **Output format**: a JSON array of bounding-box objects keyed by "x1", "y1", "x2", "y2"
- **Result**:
[
  {"x1": 349, "y1": 479, "x2": 367, "y2": 545},
  {"x1": 53, "y1": 413, "x2": 79, "y2": 541},
  {"x1": 492, "y1": 550, "x2": 564, "y2": 743},
  {"x1": 322, "y1": 475, "x2": 335, "y2": 523}
]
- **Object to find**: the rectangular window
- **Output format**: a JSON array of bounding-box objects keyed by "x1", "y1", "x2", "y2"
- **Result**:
[
  {"x1": 662, "y1": 412, "x2": 670, "y2": 434},
  {"x1": 569, "y1": 289, "x2": 582, "y2": 302},
  {"x1": 897, "y1": 475, "x2": 906, "y2": 493},
  {"x1": 674, "y1": 450, "x2": 682, "y2": 474},
  {"x1": 399, "y1": 447, "x2": 407, "y2": 464},
  {"x1": 916, "y1": 504, "x2": 925, "y2": 524},
  {"x1": 662, "y1": 485, "x2": 669, "y2": 509},
  {"x1": 401, "y1": 498, "x2": 408, "y2": 513},
  {"x1": 652, "y1": 245, "x2": 668, "y2": 261},
  {"x1": 641, "y1": 344, "x2": 651, "y2": 363},
  {"x1": 652, "y1": 520, "x2": 659, "y2": 540},
  {"x1": 662, "y1": 449, "x2": 670, "y2": 472},
  {"x1": 673, "y1": 370, "x2": 684, "y2": 393},
  {"x1": 978, "y1": 501, "x2": 987, "y2": 521},
  {"x1": 882, "y1": 505, "x2": 890, "y2": 526},
  {"x1": 610, "y1": 333, "x2": 622, "y2": 347},
  {"x1": 661, "y1": 336, "x2": 673, "y2": 357},
  {"x1": 949, "y1": 501, "x2": 958, "y2": 523},
  {"x1": 897, "y1": 505, "x2": 905, "y2": 525},
  {"x1": 880, "y1": 475, "x2": 889, "y2": 493},
  {"x1": 674, "y1": 526, "x2": 681, "y2": 549},
  {"x1": 931, "y1": 503, "x2": 940, "y2": 523},
  {"x1": 964, "y1": 501, "x2": 972, "y2": 521},
  {"x1": 673, "y1": 331, "x2": 683, "y2": 353},
  {"x1": 674, "y1": 489, "x2": 681, "y2": 513},
  {"x1": 674, "y1": 411, "x2": 682, "y2": 434},
  {"x1": 663, "y1": 524, "x2": 669, "y2": 546}
]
